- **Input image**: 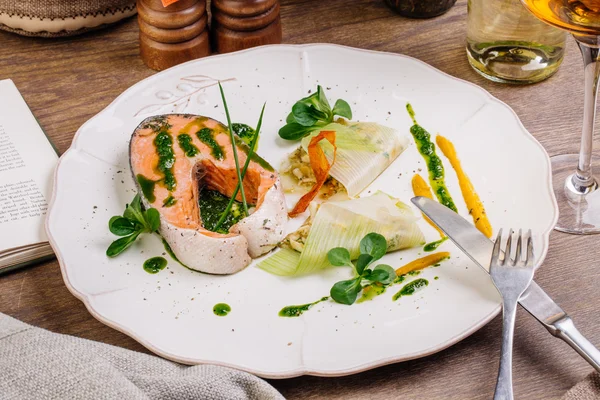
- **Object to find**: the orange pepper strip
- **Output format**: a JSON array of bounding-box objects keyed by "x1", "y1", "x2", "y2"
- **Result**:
[
  {"x1": 395, "y1": 252, "x2": 450, "y2": 276},
  {"x1": 288, "y1": 131, "x2": 337, "y2": 218},
  {"x1": 411, "y1": 174, "x2": 446, "y2": 238}
]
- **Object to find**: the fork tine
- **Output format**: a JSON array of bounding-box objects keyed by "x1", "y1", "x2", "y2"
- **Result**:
[
  {"x1": 526, "y1": 229, "x2": 534, "y2": 267},
  {"x1": 492, "y1": 228, "x2": 503, "y2": 265},
  {"x1": 514, "y1": 229, "x2": 523, "y2": 266},
  {"x1": 506, "y1": 229, "x2": 514, "y2": 266}
]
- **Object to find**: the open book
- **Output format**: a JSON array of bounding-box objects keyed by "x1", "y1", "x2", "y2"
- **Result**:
[{"x1": 0, "y1": 79, "x2": 58, "y2": 273}]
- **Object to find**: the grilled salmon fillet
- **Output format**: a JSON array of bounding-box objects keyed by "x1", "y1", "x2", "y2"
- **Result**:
[{"x1": 129, "y1": 114, "x2": 287, "y2": 274}]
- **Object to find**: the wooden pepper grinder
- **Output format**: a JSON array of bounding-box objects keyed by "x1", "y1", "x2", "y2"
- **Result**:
[
  {"x1": 211, "y1": 0, "x2": 282, "y2": 54},
  {"x1": 137, "y1": 0, "x2": 211, "y2": 71}
]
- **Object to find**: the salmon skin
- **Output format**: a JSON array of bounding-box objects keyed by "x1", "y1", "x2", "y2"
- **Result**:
[{"x1": 129, "y1": 114, "x2": 287, "y2": 274}]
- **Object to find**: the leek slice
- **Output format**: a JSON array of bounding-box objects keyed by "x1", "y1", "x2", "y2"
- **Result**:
[
  {"x1": 300, "y1": 122, "x2": 408, "y2": 197},
  {"x1": 258, "y1": 192, "x2": 424, "y2": 276}
]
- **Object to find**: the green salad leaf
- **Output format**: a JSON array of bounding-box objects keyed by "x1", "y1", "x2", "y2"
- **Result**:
[
  {"x1": 278, "y1": 85, "x2": 352, "y2": 140},
  {"x1": 106, "y1": 194, "x2": 160, "y2": 258},
  {"x1": 328, "y1": 232, "x2": 396, "y2": 305}
]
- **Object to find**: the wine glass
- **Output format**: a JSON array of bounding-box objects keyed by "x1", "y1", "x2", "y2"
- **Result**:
[{"x1": 521, "y1": 0, "x2": 600, "y2": 234}]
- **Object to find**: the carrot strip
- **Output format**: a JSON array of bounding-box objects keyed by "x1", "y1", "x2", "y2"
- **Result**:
[
  {"x1": 395, "y1": 252, "x2": 450, "y2": 276},
  {"x1": 411, "y1": 174, "x2": 446, "y2": 238},
  {"x1": 288, "y1": 131, "x2": 337, "y2": 218}
]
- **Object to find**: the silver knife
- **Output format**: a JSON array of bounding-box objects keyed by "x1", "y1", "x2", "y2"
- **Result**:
[{"x1": 412, "y1": 196, "x2": 600, "y2": 373}]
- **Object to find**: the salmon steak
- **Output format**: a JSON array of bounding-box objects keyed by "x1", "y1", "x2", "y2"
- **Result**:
[{"x1": 129, "y1": 114, "x2": 287, "y2": 274}]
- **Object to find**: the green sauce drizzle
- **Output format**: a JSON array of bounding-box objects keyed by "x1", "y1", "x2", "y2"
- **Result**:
[
  {"x1": 162, "y1": 195, "x2": 177, "y2": 207},
  {"x1": 143, "y1": 256, "x2": 167, "y2": 274},
  {"x1": 424, "y1": 237, "x2": 448, "y2": 252},
  {"x1": 357, "y1": 284, "x2": 387, "y2": 303},
  {"x1": 136, "y1": 174, "x2": 156, "y2": 203},
  {"x1": 407, "y1": 270, "x2": 421, "y2": 276},
  {"x1": 279, "y1": 297, "x2": 329, "y2": 317},
  {"x1": 393, "y1": 278, "x2": 429, "y2": 301},
  {"x1": 154, "y1": 131, "x2": 176, "y2": 191},
  {"x1": 406, "y1": 104, "x2": 457, "y2": 212},
  {"x1": 177, "y1": 133, "x2": 199, "y2": 157},
  {"x1": 199, "y1": 189, "x2": 245, "y2": 234},
  {"x1": 213, "y1": 303, "x2": 231, "y2": 316},
  {"x1": 232, "y1": 123, "x2": 256, "y2": 147},
  {"x1": 197, "y1": 128, "x2": 224, "y2": 160}
]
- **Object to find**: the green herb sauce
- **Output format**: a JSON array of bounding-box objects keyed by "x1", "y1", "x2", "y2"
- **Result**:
[
  {"x1": 424, "y1": 237, "x2": 448, "y2": 252},
  {"x1": 154, "y1": 131, "x2": 177, "y2": 191},
  {"x1": 393, "y1": 278, "x2": 429, "y2": 301},
  {"x1": 232, "y1": 123, "x2": 256, "y2": 146},
  {"x1": 213, "y1": 303, "x2": 231, "y2": 316},
  {"x1": 406, "y1": 104, "x2": 457, "y2": 212},
  {"x1": 143, "y1": 256, "x2": 167, "y2": 274},
  {"x1": 197, "y1": 128, "x2": 224, "y2": 160},
  {"x1": 177, "y1": 133, "x2": 199, "y2": 157},
  {"x1": 357, "y1": 284, "x2": 387, "y2": 303},
  {"x1": 279, "y1": 297, "x2": 329, "y2": 317},
  {"x1": 199, "y1": 189, "x2": 245, "y2": 234},
  {"x1": 136, "y1": 174, "x2": 156, "y2": 203},
  {"x1": 162, "y1": 195, "x2": 177, "y2": 207},
  {"x1": 407, "y1": 270, "x2": 421, "y2": 276}
]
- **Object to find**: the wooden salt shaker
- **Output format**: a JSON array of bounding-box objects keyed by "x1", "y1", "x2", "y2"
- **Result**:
[
  {"x1": 137, "y1": 0, "x2": 211, "y2": 71},
  {"x1": 211, "y1": 0, "x2": 282, "y2": 54}
]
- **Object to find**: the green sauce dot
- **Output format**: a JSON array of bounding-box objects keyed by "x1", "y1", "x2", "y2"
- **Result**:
[
  {"x1": 143, "y1": 257, "x2": 167, "y2": 274},
  {"x1": 213, "y1": 303, "x2": 231, "y2": 316}
]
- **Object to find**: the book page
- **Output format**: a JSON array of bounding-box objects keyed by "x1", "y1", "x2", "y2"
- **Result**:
[{"x1": 0, "y1": 80, "x2": 58, "y2": 252}]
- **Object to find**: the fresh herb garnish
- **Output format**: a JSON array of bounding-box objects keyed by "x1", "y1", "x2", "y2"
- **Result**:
[
  {"x1": 213, "y1": 92, "x2": 266, "y2": 232},
  {"x1": 328, "y1": 232, "x2": 395, "y2": 305},
  {"x1": 106, "y1": 194, "x2": 160, "y2": 257},
  {"x1": 218, "y1": 82, "x2": 249, "y2": 215},
  {"x1": 279, "y1": 85, "x2": 352, "y2": 140}
]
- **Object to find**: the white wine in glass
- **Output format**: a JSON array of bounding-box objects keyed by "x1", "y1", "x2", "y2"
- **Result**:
[{"x1": 522, "y1": 0, "x2": 600, "y2": 234}]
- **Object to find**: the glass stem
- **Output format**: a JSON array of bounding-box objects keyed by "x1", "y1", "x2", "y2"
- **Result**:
[{"x1": 572, "y1": 37, "x2": 600, "y2": 193}]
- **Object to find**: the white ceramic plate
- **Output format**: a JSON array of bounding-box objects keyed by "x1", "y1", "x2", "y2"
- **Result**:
[{"x1": 47, "y1": 44, "x2": 558, "y2": 378}]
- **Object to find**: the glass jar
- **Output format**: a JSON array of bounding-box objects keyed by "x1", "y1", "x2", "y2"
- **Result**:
[
  {"x1": 385, "y1": 0, "x2": 457, "y2": 18},
  {"x1": 466, "y1": 0, "x2": 567, "y2": 84}
]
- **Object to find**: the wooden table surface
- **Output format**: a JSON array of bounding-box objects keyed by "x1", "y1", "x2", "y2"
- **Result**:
[{"x1": 1, "y1": 1, "x2": 599, "y2": 398}]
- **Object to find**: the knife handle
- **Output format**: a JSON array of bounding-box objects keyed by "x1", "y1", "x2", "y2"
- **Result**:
[{"x1": 548, "y1": 316, "x2": 600, "y2": 373}]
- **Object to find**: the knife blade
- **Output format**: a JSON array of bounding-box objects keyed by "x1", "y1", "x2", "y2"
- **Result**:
[{"x1": 412, "y1": 196, "x2": 600, "y2": 372}]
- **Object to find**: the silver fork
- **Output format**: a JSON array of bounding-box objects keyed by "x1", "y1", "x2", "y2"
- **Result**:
[{"x1": 490, "y1": 229, "x2": 535, "y2": 400}]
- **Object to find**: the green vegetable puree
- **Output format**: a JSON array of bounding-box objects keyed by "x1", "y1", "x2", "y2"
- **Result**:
[
  {"x1": 424, "y1": 237, "x2": 448, "y2": 252},
  {"x1": 279, "y1": 297, "x2": 329, "y2": 317},
  {"x1": 136, "y1": 174, "x2": 156, "y2": 203},
  {"x1": 143, "y1": 257, "x2": 167, "y2": 274},
  {"x1": 177, "y1": 133, "x2": 199, "y2": 157},
  {"x1": 197, "y1": 128, "x2": 224, "y2": 160},
  {"x1": 393, "y1": 278, "x2": 429, "y2": 301},
  {"x1": 199, "y1": 189, "x2": 245, "y2": 234},
  {"x1": 213, "y1": 303, "x2": 231, "y2": 316},
  {"x1": 154, "y1": 131, "x2": 177, "y2": 191},
  {"x1": 406, "y1": 103, "x2": 457, "y2": 212}
]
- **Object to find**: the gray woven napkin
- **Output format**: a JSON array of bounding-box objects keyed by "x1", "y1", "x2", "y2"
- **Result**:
[
  {"x1": 563, "y1": 373, "x2": 600, "y2": 400},
  {"x1": 0, "y1": 313, "x2": 284, "y2": 400}
]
